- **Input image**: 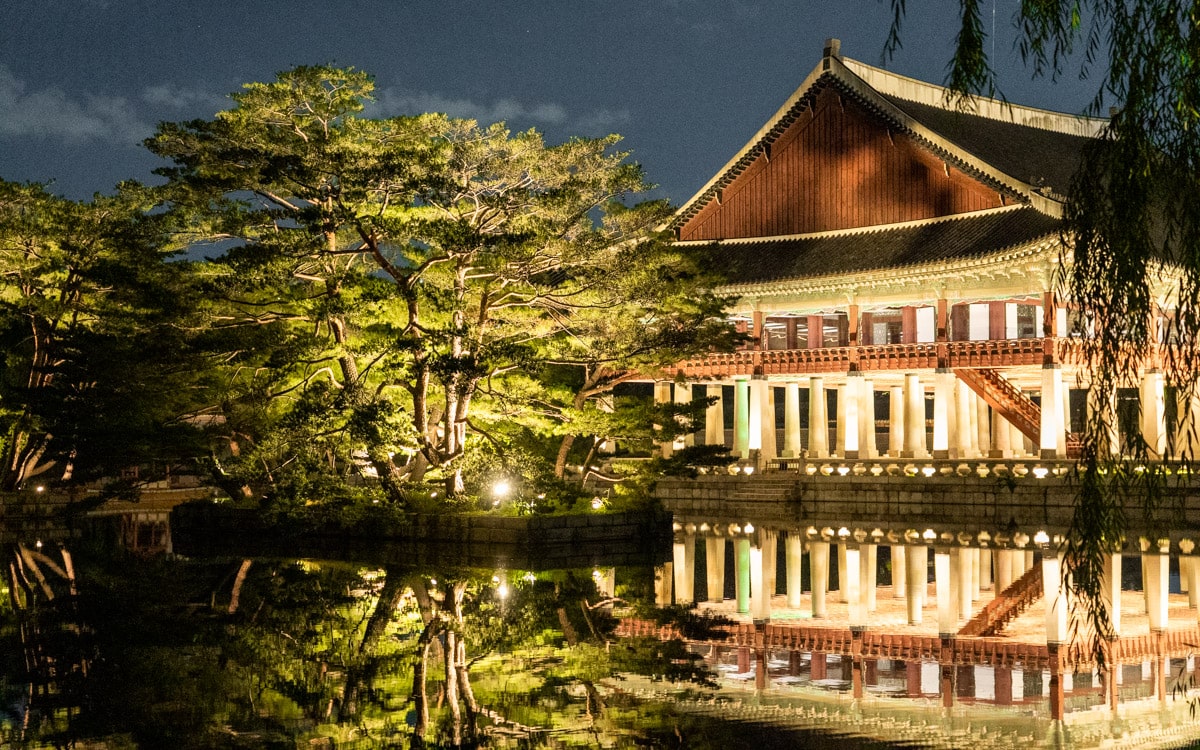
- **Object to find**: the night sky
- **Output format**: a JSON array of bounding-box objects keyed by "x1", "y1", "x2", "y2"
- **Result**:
[{"x1": 2, "y1": 1, "x2": 1101, "y2": 206}]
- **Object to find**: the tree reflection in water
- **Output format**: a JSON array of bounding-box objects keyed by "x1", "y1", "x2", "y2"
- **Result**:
[{"x1": 1, "y1": 549, "x2": 729, "y2": 748}]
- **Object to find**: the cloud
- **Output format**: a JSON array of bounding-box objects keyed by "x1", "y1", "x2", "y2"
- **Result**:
[
  {"x1": 0, "y1": 65, "x2": 150, "y2": 145},
  {"x1": 141, "y1": 83, "x2": 227, "y2": 114},
  {"x1": 373, "y1": 88, "x2": 629, "y2": 135}
]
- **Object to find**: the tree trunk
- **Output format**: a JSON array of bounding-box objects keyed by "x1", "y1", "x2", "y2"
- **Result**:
[
  {"x1": 554, "y1": 434, "x2": 577, "y2": 479},
  {"x1": 227, "y1": 560, "x2": 252, "y2": 614}
]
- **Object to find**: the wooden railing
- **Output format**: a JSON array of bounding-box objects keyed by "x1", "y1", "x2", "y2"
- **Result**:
[
  {"x1": 958, "y1": 563, "x2": 1043, "y2": 637},
  {"x1": 954, "y1": 367, "x2": 1041, "y2": 442}
]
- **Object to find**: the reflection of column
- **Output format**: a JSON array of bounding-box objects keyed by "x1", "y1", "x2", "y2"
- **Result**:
[
  {"x1": 846, "y1": 545, "x2": 864, "y2": 626},
  {"x1": 1099, "y1": 552, "x2": 1121, "y2": 636},
  {"x1": 903, "y1": 373, "x2": 926, "y2": 457},
  {"x1": 889, "y1": 385, "x2": 905, "y2": 457},
  {"x1": 995, "y1": 549, "x2": 1013, "y2": 592},
  {"x1": 1043, "y1": 551, "x2": 1068, "y2": 644},
  {"x1": 705, "y1": 384, "x2": 725, "y2": 447},
  {"x1": 705, "y1": 537, "x2": 726, "y2": 602},
  {"x1": 979, "y1": 550, "x2": 992, "y2": 591},
  {"x1": 996, "y1": 667, "x2": 1013, "y2": 705},
  {"x1": 809, "y1": 377, "x2": 829, "y2": 457},
  {"x1": 906, "y1": 545, "x2": 927, "y2": 624},
  {"x1": 735, "y1": 537, "x2": 751, "y2": 614},
  {"x1": 762, "y1": 529, "x2": 778, "y2": 609},
  {"x1": 734, "y1": 379, "x2": 750, "y2": 458},
  {"x1": 783, "y1": 382, "x2": 802, "y2": 457},
  {"x1": 935, "y1": 549, "x2": 953, "y2": 635},
  {"x1": 1187, "y1": 556, "x2": 1200, "y2": 610},
  {"x1": 861, "y1": 544, "x2": 878, "y2": 614},
  {"x1": 750, "y1": 536, "x2": 770, "y2": 620},
  {"x1": 953, "y1": 547, "x2": 972, "y2": 622},
  {"x1": 672, "y1": 534, "x2": 695, "y2": 604},
  {"x1": 786, "y1": 534, "x2": 804, "y2": 608},
  {"x1": 837, "y1": 543, "x2": 848, "y2": 602},
  {"x1": 655, "y1": 563, "x2": 673, "y2": 606},
  {"x1": 810, "y1": 541, "x2": 829, "y2": 618},
  {"x1": 970, "y1": 548, "x2": 981, "y2": 602},
  {"x1": 892, "y1": 544, "x2": 907, "y2": 599}
]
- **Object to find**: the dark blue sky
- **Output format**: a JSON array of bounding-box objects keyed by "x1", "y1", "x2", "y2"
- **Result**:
[{"x1": 2, "y1": 1, "x2": 1101, "y2": 205}]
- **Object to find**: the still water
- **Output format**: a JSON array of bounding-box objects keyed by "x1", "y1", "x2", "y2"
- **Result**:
[{"x1": 3, "y1": 537, "x2": 1200, "y2": 749}]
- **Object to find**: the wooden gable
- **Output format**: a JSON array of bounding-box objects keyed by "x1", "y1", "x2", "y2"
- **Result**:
[{"x1": 677, "y1": 86, "x2": 1008, "y2": 242}]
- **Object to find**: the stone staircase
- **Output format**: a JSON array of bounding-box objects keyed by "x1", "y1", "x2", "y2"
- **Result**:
[{"x1": 958, "y1": 562, "x2": 1043, "y2": 637}]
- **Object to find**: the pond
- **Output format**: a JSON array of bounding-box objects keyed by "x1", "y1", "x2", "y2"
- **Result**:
[{"x1": 3, "y1": 533, "x2": 1199, "y2": 749}]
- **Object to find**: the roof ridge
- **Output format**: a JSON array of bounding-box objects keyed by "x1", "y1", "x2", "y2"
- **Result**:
[
  {"x1": 841, "y1": 58, "x2": 1108, "y2": 138},
  {"x1": 674, "y1": 204, "x2": 1032, "y2": 246}
]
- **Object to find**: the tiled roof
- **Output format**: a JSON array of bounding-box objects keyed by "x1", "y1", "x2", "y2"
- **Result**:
[
  {"x1": 693, "y1": 206, "x2": 1061, "y2": 285},
  {"x1": 878, "y1": 94, "x2": 1093, "y2": 199}
]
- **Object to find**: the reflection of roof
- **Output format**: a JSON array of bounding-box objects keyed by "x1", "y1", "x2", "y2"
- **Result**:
[
  {"x1": 878, "y1": 94, "x2": 1092, "y2": 199},
  {"x1": 682, "y1": 206, "x2": 1060, "y2": 285}
]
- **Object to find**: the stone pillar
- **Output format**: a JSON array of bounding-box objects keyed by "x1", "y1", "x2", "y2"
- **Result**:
[
  {"x1": 786, "y1": 534, "x2": 804, "y2": 608},
  {"x1": 935, "y1": 549, "x2": 954, "y2": 635},
  {"x1": 673, "y1": 383, "x2": 693, "y2": 452},
  {"x1": 835, "y1": 384, "x2": 847, "y2": 457},
  {"x1": 705, "y1": 537, "x2": 726, "y2": 602},
  {"x1": 810, "y1": 541, "x2": 830, "y2": 618},
  {"x1": 955, "y1": 380, "x2": 973, "y2": 458},
  {"x1": 734, "y1": 379, "x2": 750, "y2": 459},
  {"x1": 933, "y1": 369, "x2": 954, "y2": 458},
  {"x1": 979, "y1": 549, "x2": 993, "y2": 591},
  {"x1": 748, "y1": 378, "x2": 765, "y2": 455},
  {"x1": 892, "y1": 544, "x2": 907, "y2": 599},
  {"x1": 1010, "y1": 419, "x2": 1026, "y2": 457},
  {"x1": 992, "y1": 413, "x2": 1012, "y2": 458},
  {"x1": 1142, "y1": 370, "x2": 1166, "y2": 458},
  {"x1": 842, "y1": 378, "x2": 861, "y2": 458},
  {"x1": 1177, "y1": 388, "x2": 1200, "y2": 459},
  {"x1": 995, "y1": 549, "x2": 1014, "y2": 592},
  {"x1": 654, "y1": 382, "x2": 673, "y2": 458},
  {"x1": 975, "y1": 394, "x2": 991, "y2": 455},
  {"x1": 906, "y1": 545, "x2": 927, "y2": 624},
  {"x1": 1187, "y1": 556, "x2": 1200, "y2": 610},
  {"x1": 845, "y1": 545, "x2": 864, "y2": 627},
  {"x1": 903, "y1": 373, "x2": 925, "y2": 457},
  {"x1": 809, "y1": 377, "x2": 829, "y2": 458},
  {"x1": 783, "y1": 382, "x2": 802, "y2": 457},
  {"x1": 861, "y1": 543, "x2": 878, "y2": 613},
  {"x1": 859, "y1": 377, "x2": 877, "y2": 458},
  {"x1": 970, "y1": 548, "x2": 981, "y2": 601},
  {"x1": 1099, "y1": 552, "x2": 1121, "y2": 636},
  {"x1": 1040, "y1": 364, "x2": 1067, "y2": 458},
  {"x1": 705, "y1": 384, "x2": 725, "y2": 447},
  {"x1": 735, "y1": 537, "x2": 751, "y2": 614},
  {"x1": 889, "y1": 385, "x2": 905, "y2": 457},
  {"x1": 1043, "y1": 551, "x2": 1068, "y2": 644},
  {"x1": 1143, "y1": 546, "x2": 1169, "y2": 632},
  {"x1": 672, "y1": 534, "x2": 695, "y2": 604}
]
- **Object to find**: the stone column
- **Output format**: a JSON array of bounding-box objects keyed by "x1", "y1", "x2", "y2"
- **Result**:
[
  {"x1": 1143, "y1": 545, "x2": 1169, "y2": 632},
  {"x1": 1177, "y1": 388, "x2": 1200, "y2": 459},
  {"x1": 859, "y1": 377, "x2": 878, "y2": 458},
  {"x1": 1010, "y1": 420, "x2": 1027, "y2": 457},
  {"x1": 861, "y1": 543, "x2": 878, "y2": 613},
  {"x1": 786, "y1": 533, "x2": 804, "y2": 608},
  {"x1": 892, "y1": 544, "x2": 907, "y2": 599},
  {"x1": 750, "y1": 535, "x2": 771, "y2": 621},
  {"x1": 979, "y1": 549, "x2": 993, "y2": 591},
  {"x1": 889, "y1": 385, "x2": 905, "y2": 457},
  {"x1": 654, "y1": 382, "x2": 673, "y2": 458},
  {"x1": 672, "y1": 534, "x2": 695, "y2": 604},
  {"x1": 673, "y1": 382, "x2": 693, "y2": 452},
  {"x1": 1187, "y1": 556, "x2": 1200, "y2": 610},
  {"x1": 970, "y1": 548, "x2": 981, "y2": 601},
  {"x1": 655, "y1": 563, "x2": 673, "y2": 606},
  {"x1": 705, "y1": 384, "x2": 725, "y2": 447},
  {"x1": 935, "y1": 549, "x2": 954, "y2": 635},
  {"x1": 748, "y1": 378, "x2": 765, "y2": 456},
  {"x1": 842, "y1": 377, "x2": 861, "y2": 458},
  {"x1": 1040, "y1": 364, "x2": 1067, "y2": 458},
  {"x1": 955, "y1": 380, "x2": 973, "y2": 458},
  {"x1": 906, "y1": 545, "x2": 927, "y2": 624},
  {"x1": 735, "y1": 537, "x2": 751, "y2": 614},
  {"x1": 808, "y1": 377, "x2": 829, "y2": 458},
  {"x1": 1043, "y1": 551, "x2": 1068, "y2": 644},
  {"x1": 1099, "y1": 552, "x2": 1121, "y2": 636},
  {"x1": 1141, "y1": 370, "x2": 1166, "y2": 459},
  {"x1": 933, "y1": 369, "x2": 954, "y2": 458},
  {"x1": 837, "y1": 543, "x2": 848, "y2": 602},
  {"x1": 705, "y1": 537, "x2": 726, "y2": 602},
  {"x1": 992, "y1": 413, "x2": 1012, "y2": 458},
  {"x1": 783, "y1": 382, "x2": 802, "y2": 457},
  {"x1": 810, "y1": 541, "x2": 830, "y2": 618},
  {"x1": 903, "y1": 373, "x2": 925, "y2": 457},
  {"x1": 975, "y1": 394, "x2": 991, "y2": 455},
  {"x1": 734, "y1": 378, "x2": 750, "y2": 459}
]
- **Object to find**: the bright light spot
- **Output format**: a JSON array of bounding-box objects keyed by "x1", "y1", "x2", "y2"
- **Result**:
[
  {"x1": 743, "y1": 466, "x2": 755, "y2": 475},
  {"x1": 1032, "y1": 467, "x2": 1049, "y2": 479},
  {"x1": 429, "y1": 579, "x2": 437, "y2": 586},
  {"x1": 591, "y1": 497, "x2": 603, "y2": 510},
  {"x1": 837, "y1": 466, "x2": 850, "y2": 476},
  {"x1": 1034, "y1": 531, "x2": 1050, "y2": 545},
  {"x1": 744, "y1": 522, "x2": 755, "y2": 534},
  {"x1": 34, "y1": 540, "x2": 42, "y2": 549},
  {"x1": 921, "y1": 467, "x2": 936, "y2": 477},
  {"x1": 35, "y1": 486, "x2": 44, "y2": 493},
  {"x1": 497, "y1": 582, "x2": 509, "y2": 599},
  {"x1": 523, "y1": 572, "x2": 536, "y2": 583},
  {"x1": 922, "y1": 529, "x2": 937, "y2": 541},
  {"x1": 493, "y1": 480, "x2": 511, "y2": 498}
]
